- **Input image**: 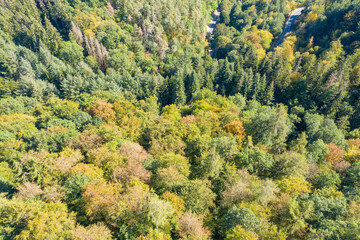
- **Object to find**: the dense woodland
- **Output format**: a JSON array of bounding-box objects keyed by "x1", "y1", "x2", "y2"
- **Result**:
[{"x1": 2, "y1": 0, "x2": 360, "y2": 239}]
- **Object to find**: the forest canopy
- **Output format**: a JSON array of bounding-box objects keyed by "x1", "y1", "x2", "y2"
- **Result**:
[{"x1": 1, "y1": 0, "x2": 360, "y2": 239}]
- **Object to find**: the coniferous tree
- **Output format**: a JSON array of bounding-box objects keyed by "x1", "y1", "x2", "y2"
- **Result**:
[
  {"x1": 234, "y1": 57, "x2": 244, "y2": 74},
  {"x1": 252, "y1": 73, "x2": 261, "y2": 101},
  {"x1": 187, "y1": 70, "x2": 200, "y2": 102},
  {"x1": 216, "y1": 58, "x2": 232, "y2": 95},
  {"x1": 234, "y1": 68, "x2": 245, "y2": 95},
  {"x1": 265, "y1": 81, "x2": 275, "y2": 105},
  {"x1": 243, "y1": 68, "x2": 254, "y2": 99},
  {"x1": 224, "y1": 59, "x2": 234, "y2": 95},
  {"x1": 172, "y1": 72, "x2": 186, "y2": 107},
  {"x1": 258, "y1": 74, "x2": 267, "y2": 104},
  {"x1": 204, "y1": 73, "x2": 214, "y2": 90}
]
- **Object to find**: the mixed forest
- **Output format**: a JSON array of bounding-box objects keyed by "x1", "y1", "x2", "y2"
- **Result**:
[{"x1": 2, "y1": 0, "x2": 360, "y2": 239}]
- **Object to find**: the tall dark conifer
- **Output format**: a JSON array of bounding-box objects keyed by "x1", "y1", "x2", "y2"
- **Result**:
[
  {"x1": 187, "y1": 70, "x2": 200, "y2": 102},
  {"x1": 252, "y1": 72, "x2": 261, "y2": 101},
  {"x1": 172, "y1": 71, "x2": 186, "y2": 106},
  {"x1": 243, "y1": 68, "x2": 254, "y2": 99},
  {"x1": 265, "y1": 81, "x2": 275, "y2": 105}
]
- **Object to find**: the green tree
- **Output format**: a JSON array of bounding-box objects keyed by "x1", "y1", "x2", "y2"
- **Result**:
[
  {"x1": 58, "y1": 41, "x2": 84, "y2": 64},
  {"x1": 304, "y1": 113, "x2": 347, "y2": 149},
  {"x1": 311, "y1": 169, "x2": 341, "y2": 189},
  {"x1": 186, "y1": 70, "x2": 200, "y2": 102},
  {"x1": 0, "y1": 198, "x2": 75, "y2": 239},
  {"x1": 172, "y1": 72, "x2": 186, "y2": 107},
  {"x1": 245, "y1": 104, "x2": 293, "y2": 150},
  {"x1": 178, "y1": 179, "x2": 216, "y2": 214},
  {"x1": 236, "y1": 147, "x2": 274, "y2": 176},
  {"x1": 0, "y1": 162, "x2": 15, "y2": 193},
  {"x1": 221, "y1": 206, "x2": 261, "y2": 236},
  {"x1": 271, "y1": 151, "x2": 309, "y2": 179},
  {"x1": 343, "y1": 162, "x2": 360, "y2": 200},
  {"x1": 147, "y1": 197, "x2": 175, "y2": 232},
  {"x1": 226, "y1": 225, "x2": 259, "y2": 240}
]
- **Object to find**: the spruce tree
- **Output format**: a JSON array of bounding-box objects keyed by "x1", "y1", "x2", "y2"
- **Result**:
[
  {"x1": 204, "y1": 73, "x2": 214, "y2": 90},
  {"x1": 172, "y1": 72, "x2": 186, "y2": 107},
  {"x1": 252, "y1": 73, "x2": 261, "y2": 101},
  {"x1": 258, "y1": 74, "x2": 267, "y2": 104},
  {"x1": 234, "y1": 57, "x2": 244, "y2": 74},
  {"x1": 265, "y1": 81, "x2": 275, "y2": 105},
  {"x1": 243, "y1": 68, "x2": 254, "y2": 99},
  {"x1": 234, "y1": 68, "x2": 245, "y2": 95},
  {"x1": 223, "y1": 59, "x2": 234, "y2": 95},
  {"x1": 216, "y1": 58, "x2": 232, "y2": 95},
  {"x1": 188, "y1": 70, "x2": 200, "y2": 102}
]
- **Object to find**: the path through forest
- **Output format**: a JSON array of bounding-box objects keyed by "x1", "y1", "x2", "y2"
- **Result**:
[
  {"x1": 206, "y1": 7, "x2": 305, "y2": 56},
  {"x1": 273, "y1": 7, "x2": 305, "y2": 48},
  {"x1": 206, "y1": 9, "x2": 220, "y2": 58}
]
